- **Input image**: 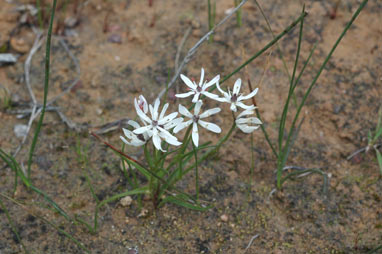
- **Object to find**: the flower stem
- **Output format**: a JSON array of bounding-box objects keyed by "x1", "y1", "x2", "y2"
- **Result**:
[{"x1": 192, "y1": 142, "x2": 199, "y2": 201}]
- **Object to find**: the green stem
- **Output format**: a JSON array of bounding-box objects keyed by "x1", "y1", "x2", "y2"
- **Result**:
[
  {"x1": 219, "y1": 11, "x2": 307, "y2": 85},
  {"x1": 36, "y1": 0, "x2": 44, "y2": 29},
  {"x1": 234, "y1": 0, "x2": 242, "y2": 27},
  {"x1": 186, "y1": 122, "x2": 236, "y2": 174},
  {"x1": 278, "y1": 5, "x2": 305, "y2": 153},
  {"x1": 192, "y1": 143, "x2": 199, "y2": 201},
  {"x1": 27, "y1": 0, "x2": 57, "y2": 179},
  {"x1": 278, "y1": 0, "x2": 369, "y2": 189}
]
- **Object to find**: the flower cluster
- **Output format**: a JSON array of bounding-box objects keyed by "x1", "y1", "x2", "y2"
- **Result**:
[{"x1": 121, "y1": 68, "x2": 262, "y2": 150}]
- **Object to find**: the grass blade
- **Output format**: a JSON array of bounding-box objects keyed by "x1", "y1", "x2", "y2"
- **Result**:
[
  {"x1": 27, "y1": 0, "x2": 57, "y2": 178},
  {"x1": 278, "y1": 5, "x2": 305, "y2": 152},
  {"x1": 283, "y1": 0, "x2": 369, "y2": 176},
  {"x1": 375, "y1": 148, "x2": 382, "y2": 175},
  {"x1": 160, "y1": 195, "x2": 212, "y2": 211}
]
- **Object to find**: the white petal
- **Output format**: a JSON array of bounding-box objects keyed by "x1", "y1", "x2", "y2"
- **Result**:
[
  {"x1": 199, "y1": 68, "x2": 205, "y2": 87},
  {"x1": 128, "y1": 120, "x2": 140, "y2": 129},
  {"x1": 247, "y1": 117, "x2": 262, "y2": 125},
  {"x1": 202, "y1": 91, "x2": 219, "y2": 99},
  {"x1": 120, "y1": 135, "x2": 145, "y2": 147},
  {"x1": 233, "y1": 78, "x2": 242, "y2": 95},
  {"x1": 203, "y1": 74, "x2": 220, "y2": 89},
  {"x1": 133, "y1": 125, "x2": 152, "y2": 135},
  {"x1": 153, "y1": 98, "x2": 160, "y2": 119},
  {"x1": 236, "y1": 117, "x2": 262, "y2": 125},
  {"x1": 214, "y1": 97, "x2": 229, "y2": 103},
  {"x1": 175, "y1": 91, "x2": 195, "y2": 98},
  {"x1": 199, "y1": 107, "x2": 221, "y2": 119},
  {"x1": 215, "y1": 82, "x2": 226, "y2": 95},
  {"x1": 236, "y1": 101, "x2": 254, "y2": 110},
  {"x1": 138, "y1": 95, "x2": 148, "y2": 113},
  {"x1": 122, "y1": 128, "x2": 134, "y2": 139},
  {"x1": 192, "y1": 123, "x2": 199, "y2": 147},
  {"x1": 135, "y1": 101, "x2": 152, "y2": 123},
  {"x1": 149, "y1": 104, "x2": 154, "y2": 119},
  {"x1": 236, "y1": 109, "x2": 255, "y2": 119},
  {"x1": 180, "y1": 74, "x2": 197, "y2": 90},
  {"x1": 239, "y1": 88, "x2": 258, "y2": 101},
  {"x1": 237, "y1": 124, "x2": 259, "y2": 133},
  {"x1": 120, "y1": 136, "x2": 130, "y2": 145},
  {"x1": 178, "y1": 104, "x2": 193, "y2": 118},
  {"x1": 198, "y1": 120, "x2": 221, "y2": 133},
  {"x1": 173, "y1": 120, "x2": 192, "y2": 133},
  {"x1": 159, "y1": 111, "x2": 178, "y2": 125},
  {"x1": 164, "y1": 117, "x2": 183, "y2": 130},
  {"x1": 230, "y1": 103, "x2": 237, "y2": 112},
  {"x1": 159, "y1": 103, "x2": 169, "y2": 120},
  {"x1": 194, "y1": 100, "x2": 203, "y2": 116},
  {"x1": 152, "y1": 134, "x2": 164, "y2": 151},
  {"x1": 158, "y1": 127, "x2": 182, "y2": 146},
  {"x1": 191, "y1": 93, "x2": 200, "y2": 103}
]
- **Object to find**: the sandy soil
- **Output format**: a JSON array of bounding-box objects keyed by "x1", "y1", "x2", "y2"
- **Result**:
[{"x1": 0, "y1": 0, "x2": 381, "y2": 253}]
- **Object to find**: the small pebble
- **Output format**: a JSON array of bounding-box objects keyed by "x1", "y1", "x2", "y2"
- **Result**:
[
  {"x1": 220, "y1": 214, "x2": 229, "y2": 222},
  {"x1": 14, "y1": 124, "x2": 28, "y2": 138},
  {"x1": 64, "y1": 16, "x2": 78, "y2": 28},
  {"x1": 10, "y1": 37, "x2": 30, "y2": 53},
  {"x1": 120, "y1": 196, "x2": 132, "y2": 207},
  {"x1": 137, "y1": 208, "x2": 148, "y2": 218},
  {"x1": 108, "y1": 34, "x2": 122, "y2": 44}
]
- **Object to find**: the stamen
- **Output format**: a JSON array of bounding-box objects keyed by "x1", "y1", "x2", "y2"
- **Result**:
[
  {"x1": 193, "y1": 115, "x2": 200, "y2": 122},
  {"x1": 137, "y1": 134, "x2": 145, "y2": 142},
  {"x1": 231, "y1": 94, "x2": 238, "y2": 102}
]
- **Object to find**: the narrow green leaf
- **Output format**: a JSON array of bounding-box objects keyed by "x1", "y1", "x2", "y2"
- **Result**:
[
  {"x1": 160, "y1": 196, "x2": 212, "y2": 211},
  {"x1": 27, "y1": 0, "x2": 58, "y2": 178},
  {"x1": 375, "y1": 148, "x2": 382, "y2": 175}
]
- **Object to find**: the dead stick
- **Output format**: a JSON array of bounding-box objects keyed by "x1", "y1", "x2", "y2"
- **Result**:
[
  {"x1": 90, "y1": 132, "x2": 141, "y2": 165},
  {"x1": 158, "y1": 0, "x2": 248, "y2": 99}
]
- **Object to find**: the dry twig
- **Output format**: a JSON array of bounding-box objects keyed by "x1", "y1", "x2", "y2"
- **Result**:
[
  {"x1": 243, "y1": 234, "x2": 259, "y2": 253},
  {"x1": 12, "y1": 34, "x2": 84, "y2": 158},
  {"x1": 158, "y1": 0, "x2": 249, "y2": 99}
]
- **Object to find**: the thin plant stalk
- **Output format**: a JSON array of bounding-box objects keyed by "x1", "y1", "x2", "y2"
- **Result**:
[
  {"x1": 278, "y1": 5, "x2": 305, "y2": 154},
  {"x1": 27, "y1": 0, "x2": 57, "y2": 179},
  {"x1": 277, "y1": 0, "x2": 368, "y2": 189},
  {"x1": 36, "y1": 0, "x2": 44, "y2": 29},
  {"x1": 234, "y1": 0, "x2": 242, "y2": 27},
  {"x1": 219, "y1": 11, "x2": 307, "y2": 85},
  {"x1": 254, "y1": 0, "x2": 298, "y2": 106},
  {"x1": 192, "y1": 143, "x2": 199, "y2": 200},
  {"x1": 208, "y1": 0, "x2": 216, "y2": 43}
]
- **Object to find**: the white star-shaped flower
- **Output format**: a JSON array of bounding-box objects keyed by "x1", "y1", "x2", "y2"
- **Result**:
[
  {"x1": 133, "y1": 97, "x2": 182, "y2": 151},
  {"x1": 235, "y1": 109, "x2": 262, "y2": 133},
  {"x1": 174, "y1": 100, "x2": 221, "y2": 147},
  {"x1": 216, "y1": 78, "x2": 258, "y2": 112},
  {"x1": 176, "y1": 68, "x2": 220, "y2": 103},
  {"x1": 120, "y1": 120, "x2": 150, "y2": 147}
]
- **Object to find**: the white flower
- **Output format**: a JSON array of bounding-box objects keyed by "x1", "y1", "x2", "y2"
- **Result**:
[
  {"x1": 133, "y1": 97, "x2": 182, "y2": 151},
  {"x1": 235, "y1": 109, "x2": 262, "y2": 133},
  {"x1": 174, "y1": 100, "x2": 221, "y2": 147},
  {"x1": 176, "y1": 68, "x2": 220, "y2": 103},
  {"x1": 120, "y1": 120, "x2": 149, "y2": 147},
  {"x1": 216, "y1": 78, "x2": 258, "y2": 112}
]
